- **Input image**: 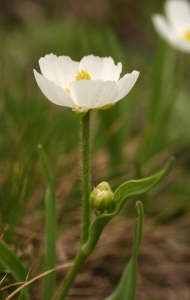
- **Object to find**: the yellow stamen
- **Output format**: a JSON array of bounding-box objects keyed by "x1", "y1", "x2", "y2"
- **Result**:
[
  {"x1": 65, "y1": 71, "x2": 91, "y2": 95},
  {"x1": 183, "y1": 30, "x2": 190, "y2": 41},
  {"x1": 65, "y1": 87, "x2": 70, "y2": 94},
  {"x1": 75, "y1": 70, "x2": 91, "y2": 81}
]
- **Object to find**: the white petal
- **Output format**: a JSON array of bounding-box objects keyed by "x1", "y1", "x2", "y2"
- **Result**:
[
  {"x1": 114, "y1": 71, "x2": 139, "y2": 102},
  {"x1": 152, "y1": 14, "x2": 177, "y2": 45},
  {"x1": 79, "y1": 55, "x2": 122, "y2": 81},
  {"x1": 70, "y1": 80, "x2": 119, "y2": 109},
  {"x1": 174, "y1": 36, "x2": 190, "y2": 52},
  {"x1": 34, "y1": 70, "x2": 75, "y2": 108},
  {"x1": 165, "y1": 0, "x2": 190, "y2": 31},
  {"x1": 39, "y1": 54, "x2": 79, "y2": 89}
]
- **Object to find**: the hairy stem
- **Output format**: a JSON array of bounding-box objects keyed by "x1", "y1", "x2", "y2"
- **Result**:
[
  {"x1": 80, "y1": 111, "x2": 91, "y2": 244},
  {"x1": 55, "y1": 111, "x2": 91, "y2": 300}
]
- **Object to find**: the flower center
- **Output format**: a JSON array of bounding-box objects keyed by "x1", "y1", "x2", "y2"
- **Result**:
[
  {"x1": 182, "y1": 30, "x2": 190, "y2": 41},
  {"x1": 65, "y1": 70, "x2": 91, "y2": 94},
  {"x1": 75, "y1": 70, "x2": 91, "y2": 81}
]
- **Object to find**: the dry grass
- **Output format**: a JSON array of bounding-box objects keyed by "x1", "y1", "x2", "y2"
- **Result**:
[
  {"x1": 13, "y1": 209, "x2": 190, "y2": 300},
  {"x1": 70, "y1": 214, "x2": 190, "y2": 300}
]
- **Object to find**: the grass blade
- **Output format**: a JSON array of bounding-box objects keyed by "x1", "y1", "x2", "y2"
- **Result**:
[
  {"x1": 38, "y1": 144, "x2": 57, "y2": 300},
  {"x1": 0, "y1": 240, "x2": 29, "y2": 299}
]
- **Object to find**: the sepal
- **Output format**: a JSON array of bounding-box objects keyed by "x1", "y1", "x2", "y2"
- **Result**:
[
  {"x1": 96, "y1": 103, "x2": 116, "y2": 110},
  {"x1": 72, "y1": 106, "x2": 89, "y2": 116}
]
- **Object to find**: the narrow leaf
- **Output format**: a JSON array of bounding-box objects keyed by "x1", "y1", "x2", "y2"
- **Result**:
[
  {"x1": 0, "y1": 240, "x2": 29, "y2": 299},
  {"x1": 134, "y1": 201, "x2": 144, "y2": 253},
  {"x1": 38, "y1": 144, "x2": 57, "y2": 300},
  {"x1": 103, "y1": 201, "x2": 144, "y2": 300},
  {"x1": 113, "y1": 157, "x2": 174, "y2": 205}
]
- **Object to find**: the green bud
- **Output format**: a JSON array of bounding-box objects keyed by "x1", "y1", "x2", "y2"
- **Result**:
[{"x1": 89, "y1": 181, "x2": 114, "y2": 211}]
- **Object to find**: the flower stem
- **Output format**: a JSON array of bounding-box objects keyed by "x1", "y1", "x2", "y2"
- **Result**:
[
  {"x1": 55, "y1": 249, "x2": 87, "y2": 300},
  {"x1": 55, "y1": 111, "x2": 91, "y2": 300},
  {"x1": 80, "y1": 111, "x2": 91, "y2": 244}
]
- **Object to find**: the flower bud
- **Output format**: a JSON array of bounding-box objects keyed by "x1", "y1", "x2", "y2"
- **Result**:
[{"x1": 89, "y1": 181, "x2": 114, "y2": 211}]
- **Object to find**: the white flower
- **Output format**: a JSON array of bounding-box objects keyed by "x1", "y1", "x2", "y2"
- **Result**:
[
  {"x1": 152, "y1": 0, "x2": 190, "y2": 53},
  {"x1": 34, "y1": 54, "x2": 139, "y2": 115}
]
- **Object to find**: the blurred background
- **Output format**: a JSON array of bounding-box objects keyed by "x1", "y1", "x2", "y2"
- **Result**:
[{"x1": 1, "y1": 0, "x2": 190, "y2": 299}]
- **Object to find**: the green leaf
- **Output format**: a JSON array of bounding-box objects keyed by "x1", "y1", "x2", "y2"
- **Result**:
[
  {"x1": 113, "y1": 157, "x2": 174, "y2": 206},
  {"x1": 134, "y1": 201, "x2": 144, "y2": 253},
  {"x1": 103, "y1": 201, "x2": 144, "y2": 300},
  {"x1": 82, "y1": 157, "x2": 174, "y2": 255},
  {"x1": 38, "y1": 144, "x2": 57, "y2": 300},
  {"x1": 0, "y1": 240, "x2": 29, "y2": 299}
]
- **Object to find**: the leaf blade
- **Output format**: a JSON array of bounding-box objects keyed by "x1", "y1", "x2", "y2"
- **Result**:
[
  {"x1": 38, "y1": 144, "x2": 57, "y2": 300},
  {"x1": 103, "y1": 201, "x2": 144, "y2": 300},
  {"x1": 0, "y1": 240, "x2": 29, "y2": 300}
]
